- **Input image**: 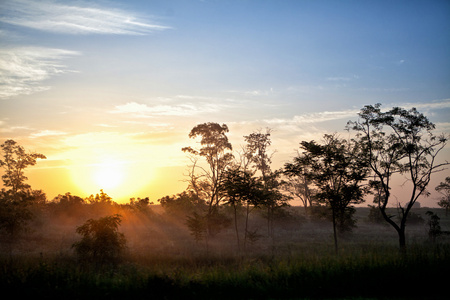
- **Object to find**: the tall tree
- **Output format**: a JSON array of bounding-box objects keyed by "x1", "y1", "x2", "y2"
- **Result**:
[
  {"x1": 0, "y1": 139, "x2": 46, "y2": 236},
  {"x1": 182, "y1": 122, "x2": 233, "y2": 236},
  {"x1": 288, "y1": 134, "x2": 369, "y2": 254},
  {"x1": 244, "y1": 128, "x2": 273, "y2": 182},
  {"x1": 223, "y1": 165, "x2": 264, "y2": 250},
  {"x1": 244, "y1": 129, "x2": 284, "y2": 236},
  {"x1": 0, "y1": 140, "x2": 46, "y2": 194},
  {"x1": 348, "y1": 103, "x2": 448, "y2": 252},
  {"x1": 284, "y1": 151, "x2": 315, "y2": 214}
]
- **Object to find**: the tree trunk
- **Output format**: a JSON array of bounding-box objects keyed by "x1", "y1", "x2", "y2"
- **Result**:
[
  {"x1": 244, "y1": 202, "x2": 250, "y2": 249},
  {"x1": 398, "y1": 228, "x2": 406, "y2": 253},
  {"x1": 233, "y1": 204, "x2": 240, "y2": 251},
  {"x1": 332, "y1": 208, "x2": 338, "y2": 255}
]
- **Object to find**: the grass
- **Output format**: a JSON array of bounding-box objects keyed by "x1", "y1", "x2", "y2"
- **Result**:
[
  {"x1": 1, "y1": 207, "x2": 450, "y2": 299},
  {"x1": 1, "y1": 244, "x2": 449, "y2": 300}
]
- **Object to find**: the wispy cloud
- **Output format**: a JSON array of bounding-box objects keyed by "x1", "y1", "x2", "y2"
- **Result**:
[
  {"x1": 0, "y1": 47, "x2": 79, "y2": 99},
  {"x1": 264, "y1": 109, "x2": 359, "y2": 126},
  {"x1": 111, "y1": 101, "x2": 220, "y2": 117},
  {"x1": 30, "y1": 129, "x2": 67, "y2": 138},
  {"x1": 326, "y1": 75, "x2": 359, "y2": 82},
  {"x1": 256, "y1": 99, "x2": 450, "y2": 133},
  {"x1": 0, "y1": 0, "x2": 170, "y2": 35},
  {"x1": 398, "y1": 99, "x2": 450, "y2": 111}
]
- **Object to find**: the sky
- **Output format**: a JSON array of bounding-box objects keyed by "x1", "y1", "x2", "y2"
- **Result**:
[{"x1": 1, "y1": 0, "x2": 449, "y2": 206}]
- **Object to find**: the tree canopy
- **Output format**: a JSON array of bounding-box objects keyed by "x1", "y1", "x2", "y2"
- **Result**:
[{"x1": 348, "y1": 103, "x2": 449, "y2": 251}]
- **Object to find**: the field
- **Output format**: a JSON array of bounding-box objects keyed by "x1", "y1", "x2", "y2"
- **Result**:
[{"x1": 1, "y1": 206, "x2": 450, "y2": 299}]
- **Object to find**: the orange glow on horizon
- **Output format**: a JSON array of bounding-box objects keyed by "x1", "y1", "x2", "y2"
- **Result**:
[{"x1": 69, "y1": 158, "x2": 154, "y2": 202}]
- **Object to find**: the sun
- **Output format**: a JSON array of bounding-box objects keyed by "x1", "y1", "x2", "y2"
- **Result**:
[
  {"x1": 93, "y1": 161, "x2": 124, "y2": 190},
  {"x1": 70, "y1": 155, "x2": 155, "y2": 202}
]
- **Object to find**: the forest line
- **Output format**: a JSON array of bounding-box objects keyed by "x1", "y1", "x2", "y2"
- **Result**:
[{"x1": 1, "y1": 103, "x2": 449, "y2": 258}]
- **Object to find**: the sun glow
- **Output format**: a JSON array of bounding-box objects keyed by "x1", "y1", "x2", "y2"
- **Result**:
[
  {"x1": 58, "y1": 132, "x2": 182, "y2": 202},
  {"x1": 69, "y1": 154, "x2": 154, "y2": 202},
  {"x1": 93, "y1": 160, "x2": 125, "y2": 190}
]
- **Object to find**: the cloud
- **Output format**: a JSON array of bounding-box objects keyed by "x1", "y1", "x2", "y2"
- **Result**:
[
  {"x1": 398, "y1": 99, "x2": 450, "y2": 111},
  {"x1": 264, "y1": 109, "x2": 359, "y2": 126},
  {"x1": 264, "y1": 99, "x2": 450, "y2": 130},
  {"x1": 0, "y1": 0, "x2": 170, "y2": 35},
  {"x1": 111, "y1": 100, "x2": 223, "y2": 117},
  {"x1": 0, "y1": 47, "x2": 79, "y2": 98},
  {"x1": 30, "y1": 129, "x2": 67, "y2": 138}
]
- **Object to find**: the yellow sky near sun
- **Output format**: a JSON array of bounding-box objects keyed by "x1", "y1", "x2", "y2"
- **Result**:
[{"x1": 15, "y1": 130, "x2": 191, "y2": 203}]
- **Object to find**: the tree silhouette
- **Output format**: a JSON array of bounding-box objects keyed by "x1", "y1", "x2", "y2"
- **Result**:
[
  {"x1": 287, "y1": 134, "x2": 369, "y2": 254},
  {"x1": 284, "y1": 150, "x2": 316, "y2": 215},
  {"x1": 0, "y1": 140, "x2": 46, "y2": 193},
  {"x1": 223, "y1": 165, "x2": 264, "y2": 250},
  {"x1": 72, "y1": 214, "x2": 126, "y2": 265},
  {"x1": 0, "y1": 139, "x2": 46, "y2": 237},
  {"x1": 182, "y1": 122, "x2": 233, "y2": 237},
  {"x1": 436, "y1": 177, "x2": 450, "y2": 216},
  {"x1": 243, "y1": 129, "x2": 284, "y2": 236},
  {"x1": 425, "y1": 211, "x2": 442, "y2": 243},
  {"x1": 348, "y1": 103, "x2": 449, "y2": 252},
  {"x1": 158, "y1": 190, "x2": 205, "y2": 215},
  {"x1": 244, "y1": 129, "x2": 273, "y2": 182}
]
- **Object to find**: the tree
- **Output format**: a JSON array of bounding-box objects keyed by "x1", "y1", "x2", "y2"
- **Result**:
[
  {"x1": 182, "y1": 123, "x2": 233, "y2": 211},
  {"x1": 223, "y1": 165, "x2": 264, "y2": 250},
  {"x1": 244, "y1": 129, "x2": 285, "y2": 236},
  {"x1": 425, "y1": 211, "x2": 442, "y2": 243},
  {"x1": 182, "y1": 123, "x2": 233, "y2": 236},
  {"x1": 436, "y1": 177, "x2": 450, "y2": 216},
  {"x1": 158, "y1": 190, "x2": 205, "y2": 215},
  {"x1": 260, "y1": 170, "x2": 290, "y2": 237},
  {"x1": 49, "y1": 192, "x2": 85, "y2": 219},
  {"x1": 53, "y1": 192, "x2": 85, "y2": 206},
  {"x1": 127, "y1": 197, "x2": 153, "y2": 216},
  {"x1": 244, "y1": 128, "x2": 273, "y2": 182},
  {"x1": 86, "y1": 189, "x2": 113, "y2": 205},
  {"x1": 284, "y1": 151, "x2": 316, "y2": 214},
  {"x1": 0, "y1": 139, "x2": 46, "y2": 237},
  {"x1": 185, "y1": 212, "x2": 207, "y2": 245},
  {"x1": 348, "y1": 103, "x2": 449, "y2": 252},
  {"x1": 288, "y1": 134, "x2": 369, "y2": 254},
  {"x1": 72, "y1": 214, "x2": 127, "y2": 265},
  {"x1": 0, "y1": 140, "x2": 46, "y2": 193}
]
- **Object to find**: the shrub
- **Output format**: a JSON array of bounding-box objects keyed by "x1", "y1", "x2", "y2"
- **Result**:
[{"x1": 72, "y1": 214, "x2": 127, "y2": 265}]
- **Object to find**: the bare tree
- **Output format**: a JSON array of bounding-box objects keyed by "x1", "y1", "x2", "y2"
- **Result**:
[{"x1": 348, "y1": 103, "x2": 449, "y2": 252}]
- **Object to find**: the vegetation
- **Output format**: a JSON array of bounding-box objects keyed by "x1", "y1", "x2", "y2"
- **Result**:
[
  {"x1": 2, "y1": 243, "x2": 449, "y2": 300},
  {"x1": 0, "y1": 140, "x2": 46, "y2": 238},
  {"x1": 182, "y1": 122, "x2": 234, "y2": 237},
  {"x1": 72, "y1": 214, "x2": 127, "y2": 265},
  {"x1": 1, "y1": 104, "x2": 449, "y2": 299},
  {"x1": 348, "y1": 103, "x2": 448, "y2": 251},
  {"x1": 436, "y1": 177, "x2": 450, "y2": 215},
  {"x1": 285, "y1": 133, "x2": 369, "y2": 254}
]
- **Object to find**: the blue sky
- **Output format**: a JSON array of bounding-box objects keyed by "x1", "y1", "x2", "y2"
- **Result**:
[{"x1": 0, "y1": 0, "x2": 449, "y2": 205}]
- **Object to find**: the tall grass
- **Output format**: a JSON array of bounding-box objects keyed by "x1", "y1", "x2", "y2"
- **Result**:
[{"x1": 2, "y1": 243, "x2": 449, "y2": 299}]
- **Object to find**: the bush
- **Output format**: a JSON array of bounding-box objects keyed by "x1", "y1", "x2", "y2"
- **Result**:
[{"x1": 72, "y1": 214, "x2": 127, "y2": 265}]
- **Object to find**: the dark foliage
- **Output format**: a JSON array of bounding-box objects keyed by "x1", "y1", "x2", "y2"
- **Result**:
[{"x1": 72, "y1": 214, "x2": 127, "y2": 265}]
